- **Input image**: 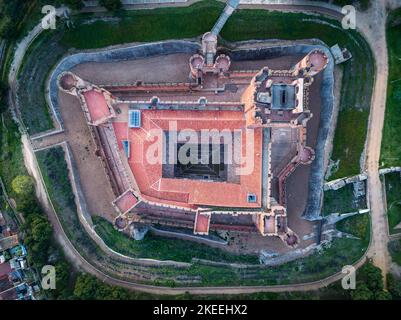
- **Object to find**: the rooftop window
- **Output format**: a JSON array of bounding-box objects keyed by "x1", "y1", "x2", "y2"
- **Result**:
[
  {"x1": 128, "y1": 110, "x2": 141, "y2": 128},
  {"x1": 247, "y1": 193, "x2": 257, "y2": 203}
]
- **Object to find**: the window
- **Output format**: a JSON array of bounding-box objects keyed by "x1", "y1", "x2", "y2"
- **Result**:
[{"x1": 128, "y1": 110, "x2": 141, "y2": 128}]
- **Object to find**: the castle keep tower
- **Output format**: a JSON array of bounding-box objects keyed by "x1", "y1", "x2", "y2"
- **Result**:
[
  {"x1": 291, "y1": 49, "x2": 329, "y2": 79},
  {"x1": 190, "y1": 0, "x2": 239, "y2": 85}
]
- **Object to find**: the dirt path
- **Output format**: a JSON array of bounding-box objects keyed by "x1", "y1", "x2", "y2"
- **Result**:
[{"x1": 8, "y1": 1, "x2": 400, "y2": 294}]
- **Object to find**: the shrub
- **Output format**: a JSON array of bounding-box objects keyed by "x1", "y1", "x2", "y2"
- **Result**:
[
  {"x1": 12, "y1": 175, "x2": 34, "y2": 196},
  {"x1": 388, "y1": 273, "x2": 401, "y2": 300}
]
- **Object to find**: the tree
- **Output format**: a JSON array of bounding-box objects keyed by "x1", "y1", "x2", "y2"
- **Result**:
[
  {"x1": 53, "y1": 260, "x2": 73, "y2": 299},
  {"x1": 30, "y1": 215, "x2": 52, "y2": 243},
  {"x1": 99, "y1": 0, "x2": 122, "y2": 12},
  {"x1": 73, "y1": 274, "x2": 153, "y2": 300},
  {"x1": 0, "y1": 0, "x2": 30, "y2": 39},
  {"x1": 23, "y1": 214, "x2": 52, "y2": 267},
  {"x1": 351, "y1": 282, "x2": 373, "y2": 300},
  {"x1": 11, "y1": 175, "x2": 34, "y2": 196},
  {"x1": 351, "y1": 261, "x2": 389, "y2": 300},
  {"x1": 358, "y1": 262, "x2": 384, "y2": 293},
  {"x1": 73, "y1": 274, "x2": 111, "y2": 300},
  {"x1": 375, "y1": 290, "x2": 392, "y2": 300},
  {"x1": 0, "y1": 14, "x2": 13, "y2": 39},
  {"x1": 388, "y1": 273, "x2": 401, "y2": 300}
]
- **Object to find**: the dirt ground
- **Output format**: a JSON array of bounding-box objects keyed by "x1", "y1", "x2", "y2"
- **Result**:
[
  {"x1": 58, "y1": 92, "x2": 116, "y2": 221},
  {"x1": 58, "y1": 51, "x2": 329, "y2": 254},
  {"x1": 72, "y1": 53, "x2": 193, "y2": 85}
]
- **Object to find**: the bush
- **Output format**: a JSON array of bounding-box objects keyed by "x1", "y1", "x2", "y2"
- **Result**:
[
  {"x1": 11, "y1": 175, "x2": 34, "y2": 196},
  {"x1": 0, "y1": 0, "x2": 32, "y2": 39},
  {"x1": 53, "y1": 260, "x2": 74, "y2": 299},
  {"x1": 23, "y1": 214, "x2": 52, "y2": 267},
  {"x1": 73, "y1": 274, "x2": 153, "y2": 300},
  {"x1": 388, "y1": 273, "x2": 401, "y2": 300}
]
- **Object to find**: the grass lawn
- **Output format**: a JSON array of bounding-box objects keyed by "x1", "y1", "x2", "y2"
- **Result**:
[
  {"x1": 384, "y1": 172, "x2": 401, "y2": 234},
  {"x1": 18, "y1": 0, "x2": 373, "y2": 177},
  {"x1": 381, "y1": 9, "x2": 401, "y2": 167},
  {"x1": 322, "y1": 182, "x2": 367, "y2": 216},
  {"x1": 93, "y1": 216, "x2": 258, "y2": 264},
  {"x1": 35, "y1": 147, "x2": 100, "y2": 252},
  {"x1": 61, "y1": 2, "x2": 223, "y2": 49},
  {"x1": 17, "y1": 29, "x2": 64, "y2": 134}
]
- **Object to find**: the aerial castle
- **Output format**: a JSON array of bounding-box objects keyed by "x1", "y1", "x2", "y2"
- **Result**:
[{"x1": 58, "y1": 0, "x2": 328, "y2": 247}]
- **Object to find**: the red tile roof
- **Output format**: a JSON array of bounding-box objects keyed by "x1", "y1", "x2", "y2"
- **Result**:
[
  {"x1": 112, "y1": 108, "x2": 262, "y2": 209},
  {"x1": 83, "y1": 89, "x2": 112, "y2": 123}
]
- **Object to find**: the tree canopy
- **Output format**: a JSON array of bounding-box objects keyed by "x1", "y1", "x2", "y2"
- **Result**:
[{"x1": 12, "y1": 175, "x2": 34, "y2": 196}]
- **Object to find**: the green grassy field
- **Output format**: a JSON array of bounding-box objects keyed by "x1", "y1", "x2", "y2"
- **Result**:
[
  {"x1": 384, "y1": 172, "x2": 401, "y2": 235},
  {"x1": 336, "y1": 213, "x2": 370, "y2": 241},
  {"x1": 381, "y1": 9, "x2": 401, "y2": 167},
  {"x1": 322, "y1": 183, "x2": 367, "y2": 216},
  {"x1": 17, "y1": 29, "x2": 65, "y2": 134},
  {"x1": 18, "y1": 1, "x2": 373, "y2": 177}
]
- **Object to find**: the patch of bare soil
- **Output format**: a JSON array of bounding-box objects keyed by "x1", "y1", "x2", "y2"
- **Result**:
[{"x1": 58, "y1": 91, "x2": 117, "y2": 222}]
